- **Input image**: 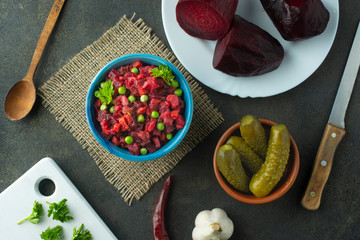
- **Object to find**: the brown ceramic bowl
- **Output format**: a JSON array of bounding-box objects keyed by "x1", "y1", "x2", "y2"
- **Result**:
[{"x1": 213, "y1": 119, "x2": 300, "y2": 204}]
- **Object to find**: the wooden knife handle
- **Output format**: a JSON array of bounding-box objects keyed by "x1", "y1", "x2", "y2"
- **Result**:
[
  {"x1": 25, "y1": 0, "x2": 66, "y2": 81},
  {"x1": 301, "y1": 123, "x2": 346, "y2": 210}
]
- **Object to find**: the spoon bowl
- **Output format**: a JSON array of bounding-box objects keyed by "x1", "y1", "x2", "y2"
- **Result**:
[{"x1": 5, "y1": 80, "x2": 36, "y2": 121}]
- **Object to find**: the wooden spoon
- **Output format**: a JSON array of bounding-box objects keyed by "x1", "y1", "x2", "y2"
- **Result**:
[{"x1": 5, "y1": 0, "x2": 66, "y2": 121}]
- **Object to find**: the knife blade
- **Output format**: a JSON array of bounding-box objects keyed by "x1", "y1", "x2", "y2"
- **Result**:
[{"x1": 301, "y1": 21, "x2": 360, "y2": 210}]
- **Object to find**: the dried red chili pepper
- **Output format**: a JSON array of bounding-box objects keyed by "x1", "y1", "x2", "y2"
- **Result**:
[{"x1": 153, "y1": 175, "x2": 172, "y2": 240}]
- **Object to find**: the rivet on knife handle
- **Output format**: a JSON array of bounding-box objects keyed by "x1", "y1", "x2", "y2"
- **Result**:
[{"x1": 301, "y1": 124, "x2": 346, "y2": 210}]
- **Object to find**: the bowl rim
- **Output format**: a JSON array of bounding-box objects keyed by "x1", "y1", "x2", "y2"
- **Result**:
[
  {"x1": 213, "y1": 119, "x2": 300, "y2": 204},
  {"x1": 85, "y1": 53, "x2": 193, "y2": 161}
]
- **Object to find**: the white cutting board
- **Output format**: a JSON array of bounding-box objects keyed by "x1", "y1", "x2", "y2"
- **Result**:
[{"x1": 0, "y1": 157, "x2": 117, "y2": 239}]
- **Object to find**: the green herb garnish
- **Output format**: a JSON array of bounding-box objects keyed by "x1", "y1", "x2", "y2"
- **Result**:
[
  {"x1": 40, "y1": 225, "x2": 63, "y2": 240},
  {"x1": 47, "y1": 198, "x2": 73, "y2": 223},
  {"x1": 71, "y1": 224, "x2": 93, "y2": 240},
  {"x1": 17, "y1": 200, "x2": 43, "y2": 224},
  {"x1": 150, "y1": 64, "x2": 176, "y2": 86},
  {"x1": 94, "y1": 80, "x2": 114, "y2": 105}
]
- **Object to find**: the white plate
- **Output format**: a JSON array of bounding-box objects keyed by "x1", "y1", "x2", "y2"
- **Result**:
[{"x1": 162, "y1": 0, "x2": 339, "y2": 97}]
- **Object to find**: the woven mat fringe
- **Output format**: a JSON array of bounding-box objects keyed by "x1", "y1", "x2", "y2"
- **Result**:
[{"x1": 38, "y1": 15, "x2": 224, "y2": 205}]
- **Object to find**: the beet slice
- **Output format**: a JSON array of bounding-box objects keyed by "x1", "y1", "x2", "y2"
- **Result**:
[
  {"x1": 260, "y1": 0, "x2": 330, "y2": 41},
  {"x1": 213, "y1": 15, "x2": 284, "y2": 77},
  {"x1": 176, "y1": 0, "x2": 238, "y2": 40}
]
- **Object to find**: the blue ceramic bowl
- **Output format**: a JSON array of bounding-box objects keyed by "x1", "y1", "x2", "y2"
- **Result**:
[{"x1": 86, "y1": 53, "x2": 193, "y2": 161}]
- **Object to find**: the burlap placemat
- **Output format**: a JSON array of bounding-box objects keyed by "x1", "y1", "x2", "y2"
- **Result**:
[{"x1": 38, "y1": 15, "x2": 224, "y2": 205}]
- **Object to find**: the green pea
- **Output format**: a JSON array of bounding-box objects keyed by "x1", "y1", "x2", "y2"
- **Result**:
[
  {"x1": 171, "y1": 80, "x2": 179, "y2": 88},
  {"x1": 140, "y1": 148, "x2": 147, "y2": 155},
  {"x1": 125, "y1": 136, "x2": 134, "y2": 144},
  {"x1": 174, "y1": 88, "x2": 183, "y2": 96},
  {"x1": 100, "y1": 104, "x2": 107, "y2": 111},
  {"x1": 140, "y1": 95, "x2": 148, "y2": 102},
  {"x1": 157, "y1": 122, "x2": 165, "y2": 131},
  {"x1": 118, "y1": 86, "x2": 126, "y2": 95},
  {"x1": 128, "y1": 95, "x2": 136, "y2": 103},
  {"x1": 131, "y1": 67, "x2": 139, "y2": 74},
  {"x1": 137, "y1": 114, "x2": 145, "y2": 122},
  {"x1": 94, "y1": 90, "x2": 100, "y2": 98},
  {"x1": 166, "y1": 133, "x2": 173, "y2": 140},
  {"x1": 109, "y1": 106, "x2": 115, "y2": 113},
  {"x1": 151, "y1": 111, "x2": 159, "y2": 118}
]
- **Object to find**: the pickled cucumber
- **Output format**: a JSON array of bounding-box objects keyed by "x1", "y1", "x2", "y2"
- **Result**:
[
  {"x1": 249, "y1": 124, "x2": 290, "y2": 198},
  {"x1": 240, "y1": 115, "x2": 268, "y2": 159},
  {"x1": 226, "y1": 136, "x2": 264, "y2": 175},
  {"x1": 216, "y1": 144, "x2": 250, "y2": 193}
]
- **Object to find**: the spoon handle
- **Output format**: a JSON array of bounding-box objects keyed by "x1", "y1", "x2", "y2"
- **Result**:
[{"x1": 25, "y1": 0, "x2": 66, "y2": 82}]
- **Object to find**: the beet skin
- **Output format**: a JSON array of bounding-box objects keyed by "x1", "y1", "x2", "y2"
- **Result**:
[
  {"x1": 260, "y1": 0, "x2": 330, "y2": 41},
  {"x1": 176, "y1": 0, "x2": 238, "y2": 40},
  {"x1": 213, "y1": 15, "x2": 284, "y2": 77}
]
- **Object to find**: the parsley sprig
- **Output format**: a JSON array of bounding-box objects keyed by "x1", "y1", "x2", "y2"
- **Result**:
[
  {"x1": 71, "y1": 224, "x2": 93, "y2": 240},
  {"x1": 46, "y1": 198, "x2": 73, "y2": 223},
  {"x1": 94, "y1": 80, "x2": 114, "y2": 105},
  {"x1": 40, "y1": 225, "x2": 63, "y2": 240},
  {"x1": 150, "y1": 64, "x2": 176, "y2": 86},
  {"x1": 17, "y1": 200, "x2": 43, "y2": 224}
]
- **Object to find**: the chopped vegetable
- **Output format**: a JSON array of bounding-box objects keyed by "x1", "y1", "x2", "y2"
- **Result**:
[
  {"x1": 128, "y1": 95, "x2": 136, "y2": 103},
  {"x1": 131, "y1": 67, "x2": 139, "y2": 74},
  {"x1": 40, "y1": 225, "x2": 63, "y2": 240},
  {"x1": 166, "y1": 133, "x2": 173, "y2": 140},
  {"x1": 118, "y1": 86, "x2": 126, "y2": 95},
  {"x1": 151, "y1": 111, "x2": 159, "y2": 118},
  {"x1": 46, "y1": 198, "x2": 73, "y2": 223},
  {"x1": 71, "y1": 224, "x2": 92, "y2": 240},
  {"x1": 94, "y1": 80, "x2": 114, "y2": 105},
  {"x1": 17, "y1": 200, "x2": 43, "y2": 224},
  {"x1": 125, "y1": 136, "x2": 134, "y2": 144},
  {"x1": 174, "y1": 89, "x2": 183, "y2": 96},
  {"x1": 140, "y1": 94, "x2": 149, "y2": 102},
  {"x1": 140, "y1": 148, "x2": 148, "y2": 155},
  {"x1": 157, "y1": 122, "x2": 165, "y2": 131},
  {"x1": 137, "y1": 114, "x2": 145, "y2": 123},
  {"x1": 153, "y1": 175, "x2": 172, "y2": 240},
  {"x1": 150, "y1": 64, "x2": 176, "y2": 86}
]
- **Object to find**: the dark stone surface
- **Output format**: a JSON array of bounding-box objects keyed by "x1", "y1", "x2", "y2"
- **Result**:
[{"x1": 0, "y1": 0, "x2": 359, "y2": 239}]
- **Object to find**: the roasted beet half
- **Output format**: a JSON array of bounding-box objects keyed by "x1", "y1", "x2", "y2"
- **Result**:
[
  {"x1": 213, "y1": 15, "x2": 284, "y2": 77},
  {"x1": 260, "y1": 0, "x2": 330, "y2": 41},
  {"x1": 176, "y1": 0, "x2": 238, "y2": 40}
]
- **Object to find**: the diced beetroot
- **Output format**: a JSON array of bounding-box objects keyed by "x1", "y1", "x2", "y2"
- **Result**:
[
  {"x1": 112, "y1": 136, "x2": 121, "y2": 146},
  {"x1": 160, "y1": 111, "x2": 173, "y2": 126},
  {"x1": 153, "y1": 137, "x2": 161, "y2": 149},
  {"x1": 166, "y1": 94, "x2": 179, "y2": 109},
  {"x1": 160, "y1": 133, "x2": 166, "y2": 142},
  {"x1": 147, "y1": 77, "x2": 161, "y2": 91},
  {"x1": 122, "y1": 106, "x2": 133, "y2": 115},
  {"x1": 108, "y1": 69, "x2": 119, "y2": 81},
  {"x1": 176, "y1": 0, "x2": 238, "y2": 40},
  {"x1": 118, "y1": 117, "x2": 130, "y2": 131},
  {"x1": 159, "y1": 101, "x2": 170, "y2": 113},
  {"x1": 94, "y1": 99, "x2": 102, "y2": 109},
  {"x1": 114, "y1": 105, "x2": 121, "y2": 112},
  {"x1": 213, "y1": 15, "x2": 284, "y2": 77},
  {"x1": 165, "y1": 125, "x2": 176, "y2": 134},
  {"x1": 175, "y1": 115, "x2": 186, "y2": 130},
  {"x1": 136, "y1": 107, "x2": 147, "y2": 115},
  {"x1": 145, "y1": 118, "x2": 157, "y2": 132},
  {"x1": 170, "y1": 110, "x2": 179, "y2": 119},
  {"x1": 127, "y1": 143, "x2": 140, "y2": 155},
  {"x1": 131, "y1": 60, "x2": 143, "y2": 68},
  {"x1": 149, "y1": 98, "x2": 161, "y2": 111}
]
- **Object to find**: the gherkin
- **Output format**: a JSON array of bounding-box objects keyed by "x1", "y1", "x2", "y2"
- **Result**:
[
  {"x1": 250, "y1": 124, "x2": 290, "y2": 198},
  {"x1": 226, "y1": 136, "x2": 264, "y2": 175},
  {"x1": 240, "y1": 115, "x2": 268, "y2": 159},
  {"x1": 216, "y1": 144, "x2": 250, "y2": 193}
]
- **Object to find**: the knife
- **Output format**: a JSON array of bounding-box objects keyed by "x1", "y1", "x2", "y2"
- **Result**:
[{"x1": 301, "y1": 21, "x2": 360, "y2": 210}]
